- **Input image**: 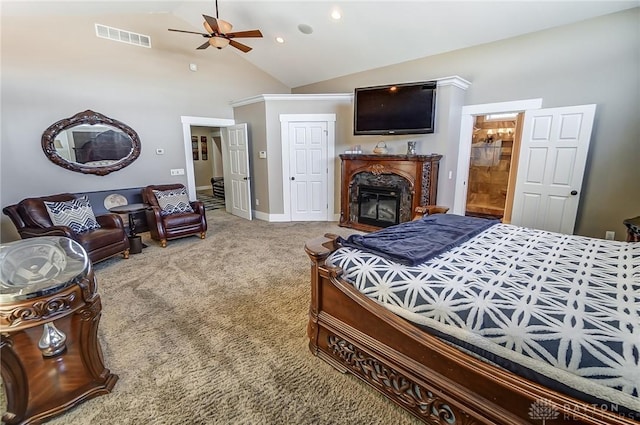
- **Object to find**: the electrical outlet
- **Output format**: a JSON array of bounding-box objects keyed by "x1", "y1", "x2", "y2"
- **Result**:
[
  {"x1": 255, "y1": 199, "x2": 260, "y2": 206},
  {"x1": 605, "y1": 231, "x2": 615, "y2": 240},
  {"x1": 170, "y1": 168, "x2": 185, "y2": 176}
]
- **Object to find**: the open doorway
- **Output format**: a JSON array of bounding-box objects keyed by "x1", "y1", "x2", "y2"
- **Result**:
[
  {"x1": 190, "y1": 125, "x2": 225, "y2": 211},
  {"x1": 452, "y1": 99, "x2": 543, "y2": 220},
  {"x1": 180, "y1": 116, "x2": 234, "y2": 203},
  {"x1": 181, "y1": 116, "x2": 253, "y2": 221},
  {"x1": 465, "y1": 113, "x2": 521, "y2": 221},
  {"x1": 455, "y1": 100, "x2": 595, "y2": 233}
]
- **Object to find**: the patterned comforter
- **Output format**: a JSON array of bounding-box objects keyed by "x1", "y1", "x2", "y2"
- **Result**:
[{"x1": 327, "y1": 223, "x2": 640, "y2": 415}]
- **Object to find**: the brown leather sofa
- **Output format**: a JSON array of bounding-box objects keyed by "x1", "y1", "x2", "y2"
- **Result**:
[
  {"x1": 142, "y1": 184, "x2": 207, "y2": 247},
  {"x1": 3, "y1": 193, "x2": 130, "y2": 263}
]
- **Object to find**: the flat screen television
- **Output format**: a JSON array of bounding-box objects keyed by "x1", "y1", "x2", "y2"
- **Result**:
[{"x1": 353, "y1": 81, "x2": 437, "y2": 135}]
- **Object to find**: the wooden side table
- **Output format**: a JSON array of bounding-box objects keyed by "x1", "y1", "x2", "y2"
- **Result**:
[
  {"x1": 109, "y1": 203, "x2": 149, "y2": 254},
  {"x1": 0, "y1": 237, "x2": 118, "y2": 425}
]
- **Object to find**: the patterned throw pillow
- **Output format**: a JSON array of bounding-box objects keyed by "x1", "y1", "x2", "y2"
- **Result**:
[
  {"x1": 152, "y1": 188, "x2": 194, "y2": 216},
  {"x1": 44, "y1": 196, "x2": 101, "y2": 233}
]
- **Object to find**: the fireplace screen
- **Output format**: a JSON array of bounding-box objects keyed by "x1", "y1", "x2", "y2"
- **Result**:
[{"x1": 358, "y1": 185, "x2": 401, "y2": 228}]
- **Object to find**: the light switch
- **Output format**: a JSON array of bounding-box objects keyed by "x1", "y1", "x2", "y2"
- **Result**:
[{"x1": 259, "y1": 151, "x2": 267, "y2": 159}]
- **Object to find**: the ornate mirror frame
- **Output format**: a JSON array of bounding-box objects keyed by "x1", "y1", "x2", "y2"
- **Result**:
[{"x1": 42, "y1": 109, "x2": 141, "y2": 176}]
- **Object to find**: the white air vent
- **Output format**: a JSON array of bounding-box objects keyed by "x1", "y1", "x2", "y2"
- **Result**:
[{"x1": 95, "y1": 24, "x2": 151, "y2": 48}]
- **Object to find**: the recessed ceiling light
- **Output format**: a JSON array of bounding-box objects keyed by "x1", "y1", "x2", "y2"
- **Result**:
[
  {"x1": 275, "y1": 36, "x2": 285, "y2": 44},
  {"x1": 331, "y1": 9, "x2": 342, "y2": 20},
  {"x1": 297, "y1": 24, "x2": 313, "y2": 35}
]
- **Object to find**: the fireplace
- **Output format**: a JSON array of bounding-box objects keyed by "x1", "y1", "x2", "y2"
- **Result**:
[
  {"x1": 339, "y1": 154, "x2": 442, "y2": 232},
  {"x1": 350, "y1": 172, "x2": 413, "y2": 226},
  {"x1": 358, "y1": 185, "x2": 401, "y2": 228}
]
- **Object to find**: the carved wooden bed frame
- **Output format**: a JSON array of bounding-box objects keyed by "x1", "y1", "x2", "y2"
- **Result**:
[{"x1": 304, "y1": 233, "x2": 638, "y2": 425}]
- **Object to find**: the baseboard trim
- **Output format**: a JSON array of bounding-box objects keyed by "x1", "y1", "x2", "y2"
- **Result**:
[
  {"x1": 253, "y1": 211, "x2": 289, "y2": 222},
  {"x1": 253, "y1": 210, "x2": 269, "y2": 221},
  {"x1": 253, "y1": 211, "x2": 340, "y2": 223}
]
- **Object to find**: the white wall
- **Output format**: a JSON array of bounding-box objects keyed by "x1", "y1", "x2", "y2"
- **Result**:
[
  {"x1": 295, "y1": 8, "x2": 640, "y2": 239},
  {"x1": 233, "y1": 96, "x2": 353, "y2": 215},
  {"x1": 232, "y1": 81, "x2": 467, "y2": 218},
  {"x1": 0, "y1": 12, "x2": 289, "y2": 242}
]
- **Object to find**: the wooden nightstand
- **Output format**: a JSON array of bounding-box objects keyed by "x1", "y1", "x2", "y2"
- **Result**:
[{"x1": 0, "y1": 237, "x2": 117, "y2": 424}]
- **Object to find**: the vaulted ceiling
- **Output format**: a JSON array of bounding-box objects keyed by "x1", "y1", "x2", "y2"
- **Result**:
[{"x1": 3, "y1": 1, "x2": 637, "y2": 87}]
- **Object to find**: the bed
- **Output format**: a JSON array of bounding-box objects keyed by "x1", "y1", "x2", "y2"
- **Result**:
[{"x1": 305, "y1": 213, "x2": 639, "y2": 424}]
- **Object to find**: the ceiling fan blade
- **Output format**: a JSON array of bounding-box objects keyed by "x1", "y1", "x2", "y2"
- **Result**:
[
  {"x1": 226, "y1": 29, "x2": 263, "y2": 39},
  {"x1": 203, "y1": 14, "x2": 218, "y2": 34},
  {"x1": 229, "y1": 39, "x2": 252, "y2": 53},
  {"x1": 168, "y1": 29, "x2": 208, "y2": 36},
  {"x1": 196, "y1": 41, "x2": 211, "y2": 50},
  {"x1": 171, "y1": 6, "x2": 259, "y2": 54}
]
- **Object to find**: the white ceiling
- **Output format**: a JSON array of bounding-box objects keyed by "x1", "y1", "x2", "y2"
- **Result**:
[{"x1": 3, "y1": 1, "x2": 638, "y2": 87}]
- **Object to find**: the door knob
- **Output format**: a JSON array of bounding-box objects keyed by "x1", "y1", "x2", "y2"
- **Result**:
[
  {"x1": 243, "y1": 177, "x2": 249, "y2": 181},
  {"x1": 291, "y1": 177, "x2": 295, "y2": 181},
  {"x1": 570, "y1": 190, "x2": 578, "y2": 195}
]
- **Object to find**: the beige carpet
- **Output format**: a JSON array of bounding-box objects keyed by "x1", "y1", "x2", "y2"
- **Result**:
[{"x1": 6, "y1": 210, "x2": 421, "y2": 424}]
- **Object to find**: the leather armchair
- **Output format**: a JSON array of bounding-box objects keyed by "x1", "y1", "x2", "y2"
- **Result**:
[
  {"x1": 142, "y1": 184, "x2": 207, "y2": 247},
  {"x1": 3, "y1": 193, "x2": 130, "y2": 263}
]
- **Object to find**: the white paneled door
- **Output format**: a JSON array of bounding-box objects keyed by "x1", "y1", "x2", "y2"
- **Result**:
[
  {"x1": 221, "y1": 123, "x2": 252, "y2": 220},
  {"x1": 289, "y1": 121, "x2": 328, "y2": 221},
  {"x1": 511, "y1": 104, "x2": 596, "y2": 233}
]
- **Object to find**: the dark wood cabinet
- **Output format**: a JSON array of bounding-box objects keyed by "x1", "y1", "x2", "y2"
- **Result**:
[
  {"x1": 0, "y1": 238, "x2": 117, "y2": 425},
  {"x1": 339, "y1": 154, "x2": 441, "y2": 232}
]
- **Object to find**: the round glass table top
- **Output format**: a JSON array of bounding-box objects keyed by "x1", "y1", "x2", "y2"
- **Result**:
[{"x1": 0, "y1": 236, "x2": 90, "y2": 303}]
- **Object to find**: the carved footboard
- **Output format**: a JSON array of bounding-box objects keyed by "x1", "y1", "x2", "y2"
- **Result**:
[{"x1": 305, "y1": 234, "x2": 638, "y2": 425}]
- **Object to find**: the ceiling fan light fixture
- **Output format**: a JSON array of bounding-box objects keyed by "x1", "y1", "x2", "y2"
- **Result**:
[
  {"x1": 169, "y1": 1, "x2": 261, "y2": 54},
  {"x1": 203, "y1": 18, "x2": 232, "y2": 35},
  {"x1": 218, "y1": 19, "x2": 233, "y2": 34},
  {"x1": 209, "y1": 37, "x2": 230, "y2": 48}
]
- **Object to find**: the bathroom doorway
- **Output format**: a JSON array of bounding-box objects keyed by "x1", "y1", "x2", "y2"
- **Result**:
[{"x1": 465, "y1": 112, "x2": 523, "y2": 221}]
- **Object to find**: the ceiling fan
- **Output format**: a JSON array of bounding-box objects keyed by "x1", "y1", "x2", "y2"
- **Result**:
[{"x1": 168, "y1": 0, "x2": 263, "y2": 53}]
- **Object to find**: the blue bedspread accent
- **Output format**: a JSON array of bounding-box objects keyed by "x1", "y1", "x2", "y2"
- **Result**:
[{"x1": 337, "y1": 214, "x2": 498, "y2": 265}]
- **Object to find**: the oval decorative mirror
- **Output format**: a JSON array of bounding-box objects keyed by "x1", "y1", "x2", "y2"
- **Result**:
[{"x1": 42, "y1": 110, "x2": 141, "y2": 176}]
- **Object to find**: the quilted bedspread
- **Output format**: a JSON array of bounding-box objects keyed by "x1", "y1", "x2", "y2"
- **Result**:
[{"x1": 327, "y1": 223, "x2": 640, "y2": 415}]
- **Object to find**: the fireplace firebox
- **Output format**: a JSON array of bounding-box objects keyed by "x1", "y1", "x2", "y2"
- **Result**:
[
  {"x1": 339, "y1": 154, "x2": 442, "y2": 232},
  {"x1": 358, "y1": 185, "x2": 401, "y2": 228}
]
